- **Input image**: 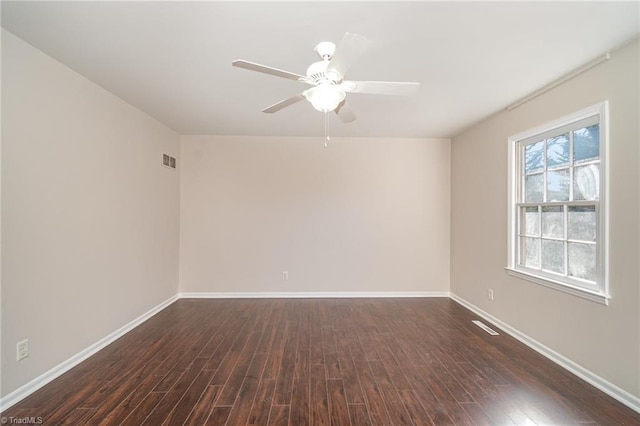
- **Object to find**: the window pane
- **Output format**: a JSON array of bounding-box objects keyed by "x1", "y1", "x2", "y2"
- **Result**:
[
  {"x1": 542, "y1": 206, "x2": 563, "y2": 238},
  {"x1": 521, "y1": 206, "x2": 539, "y2": 236},
  {"x1": 574, "y1": 164, "x2": 599, "y2": 201},
  {"x1": 525, "y1": 141, "x2": 544, "y2": 173},
  {"x1": 547, "y1": 169, "x2": 569, "y2": 202},
  {"x1": 568, "y1": 242, "x2": 596, "y2": 282},
  {"x1": 521, "y1": 237, "x2": 540, "y2": 269},
  {"x1": 525, "y1": 174, "x2": 543, "y2": 202},
  {"x1": 568, "y1": 206, "x2": 596, "y2": 242},
  {"x1": 546, "y1": 134, "x2": 569, "y2": 168},
  {"x1": 574, "y1": 124, "x2": 599, "y2": 163},
  {"x1": 542, "y1": 239, "x2": 564, "y2": 274}
]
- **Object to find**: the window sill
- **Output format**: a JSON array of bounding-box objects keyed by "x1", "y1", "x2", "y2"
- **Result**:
[{"x1": 504, "y1": 267, "x2": 610, "y2": 305}]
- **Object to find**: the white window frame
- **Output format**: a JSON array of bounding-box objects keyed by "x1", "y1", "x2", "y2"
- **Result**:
[{"x1": 506, "y1": 102, "x2": 609, "y2": 305}]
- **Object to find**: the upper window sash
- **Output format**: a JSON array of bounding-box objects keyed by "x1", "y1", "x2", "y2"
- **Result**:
[{"x1": 518, "y1": 115, "x2": 600, "y2": 147}]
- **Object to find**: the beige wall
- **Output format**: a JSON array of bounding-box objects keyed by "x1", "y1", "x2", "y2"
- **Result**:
[
  {"x1": 1, "y1": 31, "x2": 181, "y2": 396},
  {"x1": 4, "y1": 20, "x2": 636, "y2": 408},
  {"x1": 451, "y1": 39, "x2": 640, "y2": 397},
  {"x1": 180, "y1": 135, "x2": 450, "y2": 294}
]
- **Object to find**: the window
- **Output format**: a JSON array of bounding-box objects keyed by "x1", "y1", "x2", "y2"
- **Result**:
[{"x1": 507, "y1": 102, "x2": 609, "y2": 304}]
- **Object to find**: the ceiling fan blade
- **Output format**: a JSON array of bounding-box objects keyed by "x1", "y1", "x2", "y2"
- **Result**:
[
  {"x1": 262, "y1": 93, "x2": 306, "y2": 113},
  {"x1": 328, "y1": 33, "x2": 370, "y2": 77},
  {"x1": 343, "y1": 80, "x2": 420, "y2": 96},
  {"x1": 232, "y1": 60, "x2": 306, "y2": 81},
  {"x1": 335, "y1": 102, "x2": 356, "y2": 123}
]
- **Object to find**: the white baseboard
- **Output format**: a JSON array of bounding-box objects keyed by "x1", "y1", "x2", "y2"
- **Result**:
[
  {"x1": 178, "y1": 291, "x2": 450, "y2": 299},
  {"x1": 449, "y1": 293, "x2": 640, "y2": 414},
  {"x1": 0, "y1": 294, "x2": 179, "y2": 412}
]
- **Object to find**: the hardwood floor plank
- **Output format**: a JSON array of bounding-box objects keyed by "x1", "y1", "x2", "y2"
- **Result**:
[
  {"x1": 489, "y1": 355, "x2": 598, "y2": 424},
  {"x1": 336, "y1": 345, "x2": 365, "y2": 404},
  {"x1": 256, "y1": 321, "x2": 277, "y2": 355},
  {"x1": 217, "y1": 331, "x2": 263, "y2": 405},
  {"x1": 247, "y1": 378, "x2": 277, "y2": 425},
  {"x1": 459, "y1": 401, "x2": 495, "y2": 424},
  {"x1": 296, "y1": 304, "x2": 311, "y2": 353},
  {"x1": 327, "y1": 379, "x2": 351, "y2": 426},
  {"x1": 184, "y1": 385, "x2": 224, "y2": 425},
  {"x1": 153, "y1": 331, "x2": 211, "y2": 392},
  {"x1": 88, "y1": 371, "x2": 165, "y2": 424},
  {"x1": 294, "y1": 348, "x2": 310, "y2": 379},
  {"x1": 289, "y1": 377, "x2": 310, "y2": 425},
  {"x1": 457, "y1": 360, "x2": 543, "y2": 425},
  {"x1": 355, "y1": 328, "x2": 381, "y2": 362},
  {"x1": 142, "y1": 357, "x2": 208, "y2": 425},
  {"x1": 225, "y1": 352, "x2": 269, "y2": 424},
  {"x1": 81, "y1": 332, "x2": 176, "y2": 409},
  {"x1": 350, "y1": 351, "x2": 392, "y2": 425},
  {"x1": 428, "y1": 358, "x2": 474, "y2": 403},
  {"x1": 274, "y1": 320, "x2": 299, "y2": 405},
  {"x1": 204, "y1": 315, "x2": 251, "y2": 371},
  {"x1": 494, "y1": 385, "x2": 557, "y2": 425},
  {"x1": 347, "y1": 403, "x2": 372, "y2": 426},
  {"x1": 119, "y1": 391, "x2": 166, "y2": 426},
  {"x1": 263, "y1": 321, "x2": 288, "y2": 379},
  {"x1": 204, "y1": 406, "x2": 232, "y2": 426},
  {"x1": 398, "y1": 390, "x2": 435, "y2": 426},
  {"x1": 489, "y1": 383, "x2": 542, "y2": 424},
  {"x1": 36, "y1": 379, "x2": 105, "y2": 424},
  {"x1": 2, "y1": 299, "x2": 639, "y2": 425},
  {"x1": 160, "y1": 368, "x2": 215, "y2": 425},
  {"x1": 507, "y1": 361, "x2": 601, "y2": 424},
  {"x1": 324, "y1": 353, "x2": 341, "y2": 379},
  {"x1": 322, "y1": 322, "x2": 342, "y2": 379},
  {"x1": 197, "y1": 329, "x2": 233, "y2": 359},
  {"x1": 211, "y1": 329, "x2": 260, "y2": 388},
  {"x1": 309, "y1": 319, "x2": 324, "y2": 366},
  {"x1": 376, "y1": 346, "x2": 412, "y2": 391},
  {"x1": 415, "y1": 362, "x2": 476, "y2": 425},
  {"x1": 455, "y1": 360, "x2": 499, "y2": 399},
  {"x1": 81, "y1": 336, "x2": 183, "y2": 422},
  {"x1": 267, "y1": 404, "x2": 290, "y2": 426},
  {"x1": 152, "y1": 327, "x2": 209, "y2": 379},
  {"x1": 310, "y1": 364, "x2": 330, "y2": 425},
  {"x1": 368, "y1": 360, "x2": 412, "y2": 425},
  {"x1": 586, "y1": 393, "x2": 640, "y2": 424},
  {"x1": 60, "y1": 408, "x2": 96, "y2": 425},
  {"x1": 402, "y1": 362, "x2": 456, "y2": 425}
]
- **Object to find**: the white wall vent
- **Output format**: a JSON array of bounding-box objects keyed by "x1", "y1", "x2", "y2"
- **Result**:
[
  {"x1": 162, "y1": 153, "x2": 177, "y2": 169},
  {"x1": 472, "y1": 320, "x2": 499, "y2": 335}
]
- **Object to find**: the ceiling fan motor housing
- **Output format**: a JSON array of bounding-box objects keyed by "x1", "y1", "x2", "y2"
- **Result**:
[{"x1": 306, "y1": 60, "x2": 341, "y2": 85}]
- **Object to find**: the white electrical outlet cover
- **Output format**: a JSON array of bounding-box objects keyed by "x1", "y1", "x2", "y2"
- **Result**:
[{"x1": 17, "y1": 339, "x2": 29, "y2": 361}]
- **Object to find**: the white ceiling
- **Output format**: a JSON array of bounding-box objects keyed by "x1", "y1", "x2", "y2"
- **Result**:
[{"x1": 2, "y1": 1, "x2": 638, "y2": 138}]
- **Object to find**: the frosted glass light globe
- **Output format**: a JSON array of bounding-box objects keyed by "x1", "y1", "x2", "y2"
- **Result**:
[{"x1": 303, "y1": 83, "x2": 346, "y2": 113}]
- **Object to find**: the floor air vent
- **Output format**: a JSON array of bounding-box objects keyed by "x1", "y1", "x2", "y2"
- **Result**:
[{"x1": 472, "y1": 320, "x2": 499, "y2": 335}]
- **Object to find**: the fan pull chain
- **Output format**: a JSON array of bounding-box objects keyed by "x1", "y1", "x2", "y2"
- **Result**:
[{"x1": 324, "y1": 112, "x2": 330, "y2": 148}]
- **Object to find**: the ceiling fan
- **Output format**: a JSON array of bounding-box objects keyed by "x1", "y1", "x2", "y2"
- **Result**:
[{"x1": 232, "y1": 33, "x2": 420, "y2": 123}]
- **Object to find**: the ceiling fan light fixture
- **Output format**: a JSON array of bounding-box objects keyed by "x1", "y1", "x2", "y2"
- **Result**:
[
  {"x1": 233, "y1": 32, "x2": 420, "y2": 120},
  {"x1": 303, "y1": 83, "x2": 346, "y2": 113}
]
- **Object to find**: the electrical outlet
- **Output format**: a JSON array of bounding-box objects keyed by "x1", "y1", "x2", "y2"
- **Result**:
[
  {"x1": 488, "y1": 289, "x2": 494, "y2": 301},
  {"x1": 17, "y1": 339, "x2": 29, "y2": 361},
  {"x1": 282, "y1": 271, "x2": 289, "y2": 280}
]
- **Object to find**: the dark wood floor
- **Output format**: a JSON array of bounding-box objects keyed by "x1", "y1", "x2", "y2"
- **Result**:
[{"x1": 3, "y1": 298, "x2": 639, "y2": 425}]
